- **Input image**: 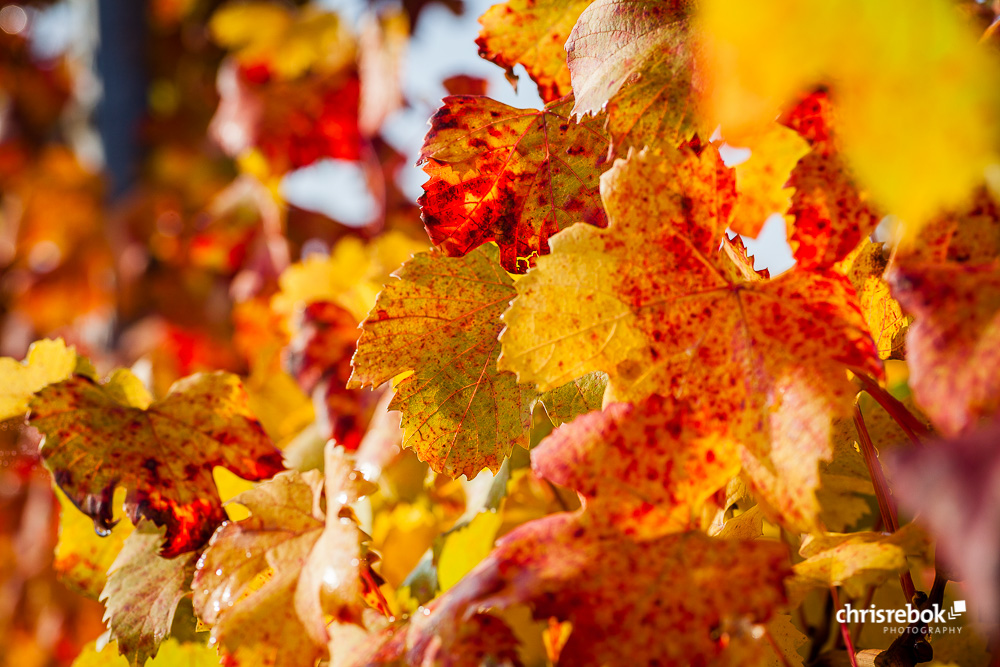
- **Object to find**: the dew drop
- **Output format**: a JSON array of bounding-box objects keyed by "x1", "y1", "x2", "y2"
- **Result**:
[
  {"x1": 93, "y1": 523, "x2": 111, "y2": 538},
  {"x1": 350, "y1": 558, "x2": 360, "y2": 567},
  {"x1": 215, "y1": 568, "x2": 223, "y2": 576},
  {"x1": 245, "y1": 550, "x2": 253, "y2": 558}
]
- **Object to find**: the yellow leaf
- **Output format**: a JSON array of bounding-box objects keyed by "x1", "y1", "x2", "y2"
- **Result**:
[
  {"x1": 210, "y1": 2, "x2": 351, "y2": 80},
  {"x1": 71, "y1": 639, "x2": 220, "y2": 666},
  {"x1": 370, "y1": 503, "x2": 439, "y2": 588},
  {"x1": 53, "y1": 486, "x2": 133, "y2": 599},
  {"x1": 794, "y1": 523, "x2": 930, "y2": 598},
  {"x1": 699, "y1": 0, "x2": 1000, "y2": 227},
  {"x1": 0, "y1": 338, "x2": 79, "y2": 421},
  {"x1": 272, "y1": 233, "x2": 428, "y2": 322},
  {"x1": 437, "y1": 510, "x2": 503, "y2": 591}
]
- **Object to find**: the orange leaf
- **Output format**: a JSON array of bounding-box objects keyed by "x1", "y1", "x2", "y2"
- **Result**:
[
  {"x1": 31, "y1": 371, "x2": 284, "y2": 556},
  {"x1": 501, "y1": 143, "x2": 881, "y2": 528},
  {"x1": 476, "y1": 0, "x2": 594, "y2": 103},
  {"x1": 532, "y1": 395, "x2": 739, "y2": 537},
  {"x1": 406, "y1": 513, "x2": 791, "y2": 666}
]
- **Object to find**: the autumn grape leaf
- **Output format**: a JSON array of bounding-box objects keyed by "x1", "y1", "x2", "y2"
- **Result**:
[
  {"x1": 566, "y1": 0, "x2": 706, "y2": 151},
  {"x1": 698, "y1": 0, "x2": 1000, "y2": 226},
  {"x1": 910, "y1": 187, "x2": 1000, "y2": 265},
  {"x1": 501, "y1": 144, "x2": 879, "y2": 528},
  {"x1": 407, "y1": 513, "x2": 791, "y2": 666},
  {"x1": 532, "y1": 395, "x2": 739, "y2": 537},
  {"x1": 792, "y1": 523, "x2": 930, "y2": 599},
  {"x1": 843, "y1": 240, "x2": 909, "y2": 361},
  {"x1": 285, "y1": 301, "x2": 380, "y2": 450},
  {"x1": 192, "y1": 444, "x2": 369, "y2": 667},
  {"x1": 537, "y1": 370, "x2": 606, "y2": 427},
  {"x1": 31, "y1": 370, "x2": 285, "y2": 556},
  {"x1": 0, "y1": 338, "x2": 87, "y2": 421},
  {"x1": 501, "y1": 143, "x2": 879, "y2": 395},
  {"x1": 418, "y1": 95, "x2": 610, "y2": 273},
  {"x1": 888, "y1": 422, "x2": 1000, "y2": 627},
  {"x1": 712, "y1": 505, "x2": 765, "y2": 540},
  {"x1": 887, "y1": 186, "x2": 1000, "y2": 435},
  {"x1": 101, "y1": 522, "x2": 199, "y2": 665},
  {"x1": 780, "y1": 91, "x2": 882, "y2": 270},
  {"x1": 340, "y1": 611, "x2": 522, "y2": 667},
  {"x1": 888, "y1": 264, "x2": 1000, "y2": 437},
  {"x1": 476, "y1": 0, "x2": 594, "y2": 102},
  {"x1": 350, "y1": 245, "x2": 534, "y2": 479}
]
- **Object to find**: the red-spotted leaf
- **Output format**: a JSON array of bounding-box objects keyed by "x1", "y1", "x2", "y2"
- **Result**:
[
  {"x1": 338, "y1": 611, "x2": 521, "y2": 667},
  {"x1": 476, "y1": 0, "x2": 595, "y2": 102},
  {"x1": 888, "y1": 263, "x2": 1000, "y2": 436},
  {"x1": 533, "y1": 395, "x2": 739, "y2": 536},
  {"x1": 418, "y1": 95, "x2": 610, "y2": 273},
  {"x1": 285, "y1": 301, "x2": 379, "y2": 450},
  {"x1": 500, "y1": 144, "x2": 881, "y2": 529},
  {"x1": 405, "y1": 513, "x2": 791, "y2": 666},
  {"x1": 782, "y1": 91, "x2": 881, "y2": 269},
  {"x1": 31, "y1": 370, "x2": 284, "y2": 556},
  {"x1": 887, "y1": 184, "x2": 1000, "y2": 435},
  {"x1": 350, "y1": 245, "x2": 535, "y2": 478}
]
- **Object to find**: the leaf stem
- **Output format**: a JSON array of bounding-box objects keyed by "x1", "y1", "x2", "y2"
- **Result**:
[
  {"x1": 831, "y1": 587, "x2": 860, "y2": 667},
  {"x1": 851, "y1": 371, "x2": 930, "y2": 445},
  {"x1": 545, "y1": 479, "x2": 571, "y2": 512},
  {"x1": 853, "y1": 403, "x2": 917, "y2": 603},
  {"x1": 763, "y1": 624, "x2": 793, "y2": 667}
]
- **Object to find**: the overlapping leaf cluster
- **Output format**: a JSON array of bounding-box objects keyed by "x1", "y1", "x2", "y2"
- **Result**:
[{"x1": 2, "y1": 0, "x2": 999, "y2": 665}]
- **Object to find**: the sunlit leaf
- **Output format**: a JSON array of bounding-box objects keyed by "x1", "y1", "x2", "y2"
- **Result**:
[
  {"x1": 0, "y1": 339, "x2": 83, "y2": 421},
  {"x1": 476, "y1": 0, "x2": 594, "y2": 102},
  {"x1": 32, "y1": 371, "x2": 284, "y2": 556},
  {"x1": 350, "y1": 245, "x2": 534, "y2": 479},
  {"x1": 533, "y1": 395, "x2": 739, "y2": 537},
  {"x1": 566, "y1": 0, "x2": 705, "y2": 151},
  {"x1": 418, "y1": 96, "x2": 610, "y2": 273}
]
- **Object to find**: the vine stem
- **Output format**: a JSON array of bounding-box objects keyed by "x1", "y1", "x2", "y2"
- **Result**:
[
  {"x1": 831, "y1": 587, "x2": 860, "y2": 667},
  {"x1": 850, "y1": 371, "x2": 930, "y2": 445},
  {"x1": 853, "y1": 403, "x2": 917, "y2": 603}
]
